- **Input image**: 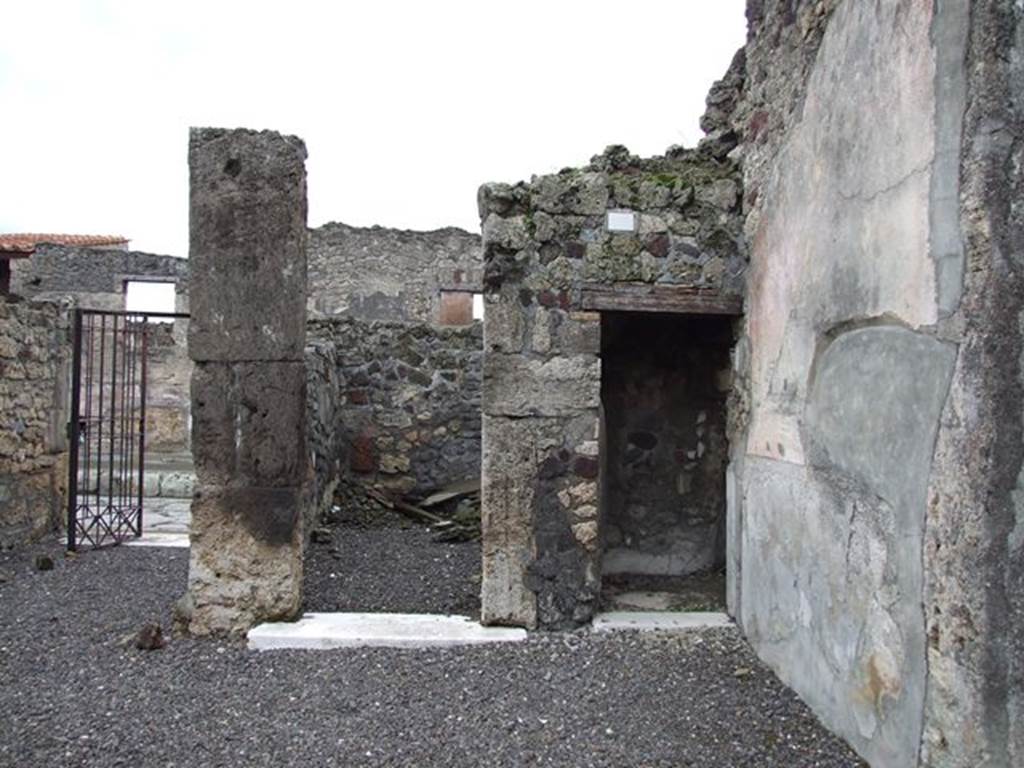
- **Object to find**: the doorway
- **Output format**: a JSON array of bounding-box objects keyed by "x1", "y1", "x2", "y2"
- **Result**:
[
  {"x1": 66, "y1": 308, "x2": 190, "y2": 550},
  {"x1": 599, "y1": 312, "x2": 733, "y2": 611}
]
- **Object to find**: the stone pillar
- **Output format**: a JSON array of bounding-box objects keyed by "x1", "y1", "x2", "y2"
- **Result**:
[
  {"x1": 180, "y1": 127, "x2": 309, "y2": 636},
  {"x1": 477, "y1": 180, "x2": 605, "y2": 630}
]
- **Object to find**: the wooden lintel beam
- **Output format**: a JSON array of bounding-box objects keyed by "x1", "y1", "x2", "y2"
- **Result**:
[{"x1": 579, "y1": 285, "x2": 743, "y2": 316}]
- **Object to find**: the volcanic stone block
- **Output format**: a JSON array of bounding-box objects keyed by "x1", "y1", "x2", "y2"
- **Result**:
[
  {"x1": 188, "y1": 127, "x2": 308, "y2": 362},
  {"x1": 191, "y1": 361, "x2": 308, "y2": 488},
  {"x1": 557, "y1": 312, "x2": 601, "y2": 355},
  {"x1": 531, "y1": 172, "x2": 609, "y2": 215},
  {"x1": 0, "y1": 468, "x2": 63, "y2": 548},
  {"x1": 180, "y1": 486, "x2": 306, "y2": 636},
  {"x1": 482, "y1": 293, "x2": 525, "y2": 354},
  {"x1": 483, "y1": 353, "x2": 600, "y2": 418},
  {"x1": 481, "y1": 414, "x2": 538, "y2": 628}
]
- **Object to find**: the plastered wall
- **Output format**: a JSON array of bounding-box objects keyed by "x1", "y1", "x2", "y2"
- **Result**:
[{"x1": 729, "y1": 2, "x2": 1022, "y2": 765}]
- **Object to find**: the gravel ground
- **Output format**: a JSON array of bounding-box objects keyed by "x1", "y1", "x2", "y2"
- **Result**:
[
  {"x1": 304, "y1": 516, "x2": 481, "y2": 616},
  {"x1": 0, "y1": 539, "x2": 866, "y2": 768}
]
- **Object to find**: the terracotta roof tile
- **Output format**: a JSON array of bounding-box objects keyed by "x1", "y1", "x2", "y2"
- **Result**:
[{"x1": 0, "y1": 233, "x2": 130, "y2": 254}]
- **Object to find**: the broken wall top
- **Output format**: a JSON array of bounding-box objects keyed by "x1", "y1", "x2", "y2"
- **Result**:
[
  {"x1": 478, "y1": 144, "x2": 746, "y2": 304},
  {"x1": 308, "y1": 221, "x2": 482, "y2": 324},
  {"x1": 10, "y1": 245, "x2": 189, "y2": 309}
]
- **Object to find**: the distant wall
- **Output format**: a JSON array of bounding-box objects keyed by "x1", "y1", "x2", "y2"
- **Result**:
[
  {"x1": 307, "y1": 223, "x2": 482, "y2": 324},
  {"x1": 11, "y1": 244, "x2": 189, "y2": 312},
  {"x1": 308, "y1": 316, "x2": 482, "y2": 497},
  {"x1": 144, "y1": 321, "x2": 193, "y2": 454},
  {"x1": 6, "y1": 229, "x2": 484, "y2": 468},
  {"x1": 10, "y1": 245, "x2": 193, "y2": 456},
  {"x1": 0, "y1": 296, "x2": 70, "y2": 547}
]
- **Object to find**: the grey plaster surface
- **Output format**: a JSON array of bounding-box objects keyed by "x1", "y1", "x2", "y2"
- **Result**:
[
  {"x1": 930, "y1": 0, "x2": 969, "y2": 317},
  {"x1": 802, "y1": 326, "x2": 953, "y2": 763},
  {"x1": 806, "y1": 326, "x2": 956, "y2": 517}
]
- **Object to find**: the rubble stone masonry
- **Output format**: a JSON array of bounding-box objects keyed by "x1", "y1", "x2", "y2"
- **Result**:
[
  {"x1": 308, "y1": 316, "x2": 482, "y2": 498},
  {"x1": 11, "y1": 244, "x2": 193, "y2": 457},
  {"x1": 10, "y1": 244, "x2": 189, "y2": 311},
  {"x1": 307, "y1": 222, "x2": 482, "y2": 323},
  {"x1": 478, "y1": 144, "x2": 745, "y2": 629},
  {"x1": 0, "y1": 296, "x2": 70, "y2": 547},
  {"x1": 304, "y1": 338, "x2": 341, "y2": 531}
]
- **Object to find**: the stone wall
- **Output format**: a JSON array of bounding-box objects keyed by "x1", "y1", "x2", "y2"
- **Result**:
[
  {"x1": 10, "y1": 244, "x2": 189, "y2": 311},
  {"x1": 8, "y1": 227, "x2": 484, "y2": 465},
  {"x1": 308, "y1": 316, "x2": 482, "y2": 497},
  {"x1": 921, "y1": 3, "x2": 1023, "y2": 766},
  {"x1": 143, "y1": 321, "x2": 192, "y2": 454},
  {"x1": 478, "y1": 144, "x2": 744, "y2": 630},
  {"x1": 10, "y1": 244, "x2": 193, "y2": 456},
  {"x1": 0, "y1": 296, "x2": 70, "y2": 547},
  {"x1": 724, "y1": 1, "x2": 1023, "y2": 766},
  {"x1": 305, "y1": 338, "x2": 342, "y2": 530},
  {"x1": 307, "y1": 222, "x2": 482, "y2": 323}
]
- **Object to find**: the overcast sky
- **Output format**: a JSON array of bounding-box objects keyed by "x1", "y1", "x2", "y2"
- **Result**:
[{"x1": 1, "y1": 1, "x2": 747, "y2": 257}]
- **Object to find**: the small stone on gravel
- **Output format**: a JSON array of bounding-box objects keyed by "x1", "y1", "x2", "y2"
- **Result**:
[{"x1": 135, "y1": 622, "x2": 167, "y2": 651}]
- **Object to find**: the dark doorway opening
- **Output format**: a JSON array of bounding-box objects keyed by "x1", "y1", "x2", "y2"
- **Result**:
[{"x1": 599, "y1": 312, "x2": 733, "y2": 611}]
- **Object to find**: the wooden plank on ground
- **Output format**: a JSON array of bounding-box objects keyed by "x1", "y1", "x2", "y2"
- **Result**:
[{"x1": 419, "y1": 478, "x2": 481, "y2": 508}]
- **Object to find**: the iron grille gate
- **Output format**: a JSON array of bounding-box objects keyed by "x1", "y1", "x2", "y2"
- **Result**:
[{"x1": 66, "y1": 309, "x2": 187, "y2": 550}]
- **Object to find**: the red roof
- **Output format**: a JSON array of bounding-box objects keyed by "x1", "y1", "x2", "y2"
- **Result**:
[{"x1": 0, "y1": 233, "x2": 130, "y2": 255}]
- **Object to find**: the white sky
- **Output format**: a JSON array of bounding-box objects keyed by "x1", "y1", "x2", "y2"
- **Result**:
[
  {"x1": 124, "y1": 280, "x2": 176, "y2": 317},
  {"x1": 0, "y1": 1, "x2": 747, "y2": 257}
]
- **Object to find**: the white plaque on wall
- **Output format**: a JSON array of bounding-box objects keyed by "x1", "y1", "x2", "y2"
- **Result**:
[{"x1": 606, "y1": 210, "x2": 636, "y2": 233}]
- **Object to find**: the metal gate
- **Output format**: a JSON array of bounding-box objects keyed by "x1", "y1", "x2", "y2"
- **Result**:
[{"x1": 66, "y1": 309, "x2": 185, "y2": 550}]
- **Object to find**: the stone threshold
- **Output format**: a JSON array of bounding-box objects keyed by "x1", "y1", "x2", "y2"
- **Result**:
[
  {"x1": 124, "y1": 533, "x2": 191, "y2": 548},
  {"x1": 248, "y1": 613, "x2": 528, "y2": 651},
  {"x1": 61, "y1": 532, "x2": 191, "y2": 549},
  {"x1": 248, "y1": 610, "x2": 732, "y2": 651},
  {"x1": 591, "y1": 611, "x2": 733, "y2": 633}
]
